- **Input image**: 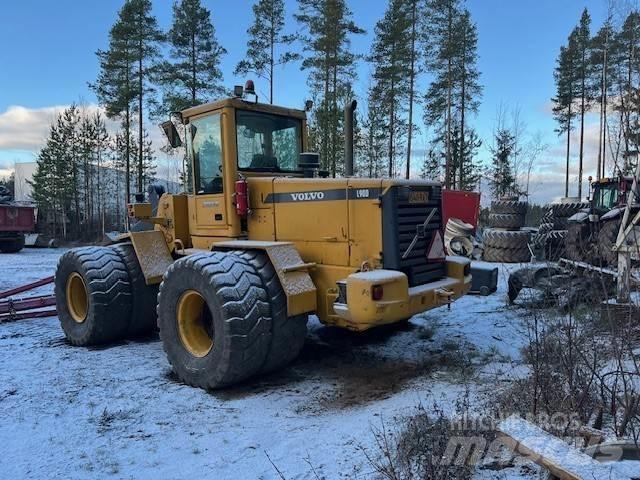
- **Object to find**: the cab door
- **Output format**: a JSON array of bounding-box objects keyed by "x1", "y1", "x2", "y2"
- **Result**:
[{"x1": 188, "y1": 111, "x2": 227, "y2": 230}]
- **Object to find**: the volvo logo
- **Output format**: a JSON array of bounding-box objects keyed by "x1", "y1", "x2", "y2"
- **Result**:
[{"x1": 290, "y1": 191, "x2": 325, "y2": 201}]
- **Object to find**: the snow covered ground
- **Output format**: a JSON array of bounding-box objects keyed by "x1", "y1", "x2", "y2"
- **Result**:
[{"x1": 0, "y1": 249, "x2": 535, "y2": 479}]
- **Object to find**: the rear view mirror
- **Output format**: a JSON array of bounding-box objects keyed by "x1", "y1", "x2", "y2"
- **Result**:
[{"x1": 161, "y1": 121, "x2": 183, "y2": 148}]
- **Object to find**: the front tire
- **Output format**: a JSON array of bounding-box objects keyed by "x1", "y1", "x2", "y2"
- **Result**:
[
  {"x1": 55, "y1": 247, "x2": 132, "y2": 345},
  {"x1": 157, "y1": 252, "x2": 272, "y2": 389}
]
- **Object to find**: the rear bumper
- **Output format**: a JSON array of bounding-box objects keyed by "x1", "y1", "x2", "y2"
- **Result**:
[{"x1": 332, "y1": 257, "x2": 471, "y2": 331}]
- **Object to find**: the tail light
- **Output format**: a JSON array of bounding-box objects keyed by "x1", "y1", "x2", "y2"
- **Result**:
[
  {"x1": 235, "y1": 180, "x2": 249, "y2": 217},
  {"x1": 372, "y1": 285, "x2": 384, "y2": 301}
]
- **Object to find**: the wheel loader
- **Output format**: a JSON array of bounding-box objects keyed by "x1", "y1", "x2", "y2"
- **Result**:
[
  {"x1": 54, "y1": 83, "x2": 472, "y2": 390},
  {"x1": 566, "y1": 176, "x2": 639, "y2": 266}
]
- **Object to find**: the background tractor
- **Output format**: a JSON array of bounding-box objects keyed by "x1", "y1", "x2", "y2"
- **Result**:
[
  {"x1": 566, "y1": 176, "x2": 638, "y2": 266},
  {"x1": 54, "y1": 83, "x2": 471, "y2": 390}
]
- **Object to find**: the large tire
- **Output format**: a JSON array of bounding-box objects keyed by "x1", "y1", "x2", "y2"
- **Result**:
[
  {"x1": 55, "y1": 247, "x2": 132, "y2": 346},
  {"x1": 157, "y1": 252, "x2": 272, "y2": 389},
  {"x1": 491, "y1": 200, "x2": 527, "y2": 215},
  {"x1": 483, "y1": 245, "x2": 531, "y2": 263},
  {"x1": 544, "y1": 230, "x2": 567, "y2": 261},
  {"x1": 230, "y1": 250, "x2": 308, "y2": 373},
  {"x1": 597, "y1": 220, "x2": 621, "y2": 267},
  {"x1": 0, "y1": 234, "x2": 25, "y2": 253},
  {"x1": 488, "y1": 213, "x2": 525, "y2": 230},
  {"x1": 565, "y1": 223, "x2": 591, "y2": 262},
  {"x1": 551, "y1": 202, "x2": 590, "y2": 217},
  {"x1": 111, "y1": 243, "x2": 159, "y2": 337},
  {"x1": 483, "y1": 229, "x2": 530, "y2": 249}
]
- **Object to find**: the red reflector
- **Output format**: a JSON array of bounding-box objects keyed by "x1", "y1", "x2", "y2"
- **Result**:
[
  {"x1": 427, "y1": 230, "x2": 446, "y2": 262},
  {"x1": 372, "y1": 285, "x2": 384, "y2": 301}
]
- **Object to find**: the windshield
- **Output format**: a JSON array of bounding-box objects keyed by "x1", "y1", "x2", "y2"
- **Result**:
[
  {"x1": 236, "y1": 110, "x2": 302, "y2": 172},
  {"x1": 594, "y1": 184, "x2": 618, "y2": 210}
]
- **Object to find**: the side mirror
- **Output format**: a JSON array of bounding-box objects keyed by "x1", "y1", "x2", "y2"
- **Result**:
[{"x1": 161, "y1": 121, "x2": 183, "y2": 148}]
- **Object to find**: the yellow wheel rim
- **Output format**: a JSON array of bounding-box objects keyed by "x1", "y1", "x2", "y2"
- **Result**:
[
  {"x1": 177, "y1": 290, "x2": 213, "y2": 357},
  {"x1": 66, "y1": 272, "x2": 88, "y2": 323}
]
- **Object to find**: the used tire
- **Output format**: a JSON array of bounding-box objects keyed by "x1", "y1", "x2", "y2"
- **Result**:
[
  {"x1": 491, "y1": 200, "x2": 527, "y2": 215},
  {"x1": 230, "y1": 250, "x2": 308, "y2": 373},
  {"x1": 483, "y1": 245, "x2": 531, "y2": 263},
  {"x1": 111, "y1": 243, "x2": 159, "y2": 336},
  {"x1": 483, "y1": 229, "x2": 530, "y2": 249},
  {"x1": 551, "y1": 202, "x2": 590, "y2": 218},
  {"x1": 488, "y1": 213, "x2": 525, "y2": 230},
  {"x1": 597, "y1": 219, "x2": 621, "y2": 267},
  {"x1": 544, "y1": 230, "x2": 567, "y2": 261},
  {"x1": 565, "y1": 223, "x2": 592, "y2": 262},
  {"x1": 55, "y1": 246, "x2": 132, "y2": 346},
  {"x1": 157, "y1": 252, "x2": 271, "y2": 389},
  {"x1": 0, "y1": 234, "x2": 25, "y2": 253}
]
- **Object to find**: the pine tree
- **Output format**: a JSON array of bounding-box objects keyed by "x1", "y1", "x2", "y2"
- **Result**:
[
  {"x1": 615, "y1": 11, "x2": 640, "y2": 165},
  {"x1": 370, "y1": 0, "x2": 413, "y2": 177},
  {"x1": 295, "y1": 0, "x2": 364, "y2": 177},
  {"x1": 552, "y1": 32, "x2": 579, "y2": 197},
  {"x1": 158, "y1": 0, "x2": 226, "y2": 114},
  {"x1": 424, "y1": 0, "x2": 462, "y2": 188},
  {"x1": 358, "y1": 84, "x2": 387, "y2": 177},
  {"x1": 590, "y1": 19, "x2": 614, "y2": 179},
  {"x1": 489, "y1": 128, "x2": 518, "y2": 198},
  {"x1": 235, "y1": 0, "x2": 299, "y2": 104},
  {"x1": 424, "y1": 0, "x2": 482, "y2": 189},
  {"x1": 454, "y1": 9, "x2": 482, "y2": 190},
  {"x1": 574, "y1": 9, "x2": 592, "y2": 198},
  {"x1": 120, "y1": 0, "x2": 163, "y2": 195},
  {"x1": 405, "y1": 0, "x2": 420, "y2": 179},
  {"x1": 92, "y1": 14, "x2": 136, "y2": 206}
]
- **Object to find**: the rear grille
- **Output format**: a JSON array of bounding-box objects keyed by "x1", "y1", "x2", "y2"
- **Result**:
[{"x1": 381, "y1": 185, "x2": 446, "y2": 287}]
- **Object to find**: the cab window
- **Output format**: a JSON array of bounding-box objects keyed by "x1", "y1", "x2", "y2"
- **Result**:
[
  {"x1": 236, "y1": 110, "x2": 302, "y2": 172},
  {"x1": 594, "y1": 184, "x2": 618, "y2": 210},
  {"x1": 188, "y1": 113, "x2": 223, "y2": 195}
]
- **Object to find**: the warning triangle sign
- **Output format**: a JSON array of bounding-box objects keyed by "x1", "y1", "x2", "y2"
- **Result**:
[{"x1": 427, "y1": 230, "x2": 446, "y2": 262}]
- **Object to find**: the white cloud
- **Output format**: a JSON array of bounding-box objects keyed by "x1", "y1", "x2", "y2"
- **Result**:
[{"x1": 0, "y1": 105, "x2": 68, "y2": 151}]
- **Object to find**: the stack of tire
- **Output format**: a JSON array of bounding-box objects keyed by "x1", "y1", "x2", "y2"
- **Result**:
[
  {"x1": 532, "y1": 199, "x2": 589, "y2": 261},
  {"x1": 483, "y1": 198, "x2": 531, "y2": 263}
]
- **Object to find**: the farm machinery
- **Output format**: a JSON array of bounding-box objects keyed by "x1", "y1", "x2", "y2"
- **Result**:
[
  {"x1": 53, "y1": 83, "x2": 471, "y2": 390},
  {"x1": 565, "y1": 176, "x2": 639, "y2": 266},
  {"x1": 0, "y1": 185, "x2": 35, "y2": 253}
]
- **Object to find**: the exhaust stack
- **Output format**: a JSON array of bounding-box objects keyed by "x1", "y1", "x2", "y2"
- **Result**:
[{"x1": 344, "y1": 100, "x2": 357, "y2": 176}]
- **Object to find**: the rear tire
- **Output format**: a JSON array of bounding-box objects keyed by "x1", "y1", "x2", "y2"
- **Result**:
[
  {"x1": 55, "y1": 247, "x2": 132, "y2": 346},
  {"x1": 597, "y1": 220, "x2": 621, "y2": 267},
  {"x1": 111, "y1": 243, "x2": 159, "y2": 337},
  {"x1": 230, "y1": 250, "x2": 308, "y2": 373},
  {"x1": 565, "y1": 223, "x2": 591, "y2": 262},
  {"x1": 157, "y1": 252, "x2": 271, "y2": 389}
]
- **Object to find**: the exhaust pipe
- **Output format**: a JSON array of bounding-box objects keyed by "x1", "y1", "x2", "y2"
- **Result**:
[{"x1": 344, "y1": 100, "x2": 357, "y2": 176}]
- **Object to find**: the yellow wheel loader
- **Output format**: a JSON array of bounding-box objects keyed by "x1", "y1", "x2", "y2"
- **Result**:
[{"x1": 55, "y1": 84, "x2": 472, "y2": 390}]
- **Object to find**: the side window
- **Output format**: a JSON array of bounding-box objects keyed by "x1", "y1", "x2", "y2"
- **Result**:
[{"x1": 190, "y1": 113, "x2": 223, "y2": 195}]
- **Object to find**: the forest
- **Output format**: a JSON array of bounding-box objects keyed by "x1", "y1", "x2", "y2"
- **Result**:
[{"x1": 26, "y1": 0, "x2": 640, "y2": 240}]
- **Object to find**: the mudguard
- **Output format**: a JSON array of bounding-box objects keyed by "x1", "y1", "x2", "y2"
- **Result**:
[
  {"x1": 567, "y1": 210, "x2": 590, "y2": 224},
  {"x1": 601, "y1": 207, "x2": 625, "y2": 222}
]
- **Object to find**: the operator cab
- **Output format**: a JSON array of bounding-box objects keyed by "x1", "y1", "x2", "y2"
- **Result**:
[
  {"x1": 172, "y1": 94, "x2": 308, "y2": 197},
  {"x1": 589, "y1": 177, "x2": 634, "y2": 215}
]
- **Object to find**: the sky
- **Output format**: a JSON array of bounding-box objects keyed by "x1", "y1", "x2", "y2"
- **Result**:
[{"x1": 0, "y1": 0, "x2": 620, "y2": 204}]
